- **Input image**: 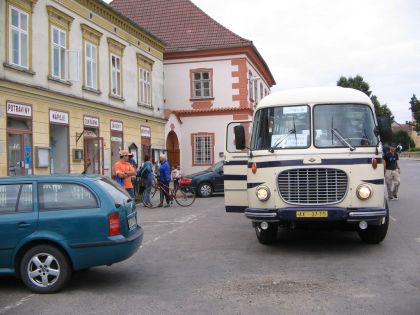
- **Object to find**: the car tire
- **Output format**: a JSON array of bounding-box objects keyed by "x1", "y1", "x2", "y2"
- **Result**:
[
  {"x1": 198, "y1": 182, "x2": 213, "y2": 197},
  {"x1": 255, "y1": 223, "x2": 278, "y2": 245},
  {"x1": 20, "y1": 244, "x2": 72, "y2": 294},
  {"x1": 358, "y1": 205, "x2": 389, "y2": 244}
]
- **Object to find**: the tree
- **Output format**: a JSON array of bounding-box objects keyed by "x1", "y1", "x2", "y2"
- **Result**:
[
  {"x1": 393, "y1": 130, "x2": 415, "y2": 150},
  {"x1": 409, "y1": 94, "x2": 420, "y2": 132},
  {"x1": 337, "y1": 75, "x2": 394, "y2": 121}
]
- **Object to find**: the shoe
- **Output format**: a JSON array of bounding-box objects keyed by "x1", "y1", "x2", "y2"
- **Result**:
[
  {"x1": 158, "y1": 203, "x2": 163, "y2": 207},
  {"x1": 164, "y1": 204, "x2": 170, "y2": 208},
  {"x1": 389, "y1": 197, "x2": 395, "y2": 201},
  {"x1": 393, "y1": 195, "x2": 398, "y2": 200}
]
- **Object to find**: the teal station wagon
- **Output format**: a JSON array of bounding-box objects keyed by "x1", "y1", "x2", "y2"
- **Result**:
[{"x1": 0, "y1": 175, "x2": 143, "y2": 293}]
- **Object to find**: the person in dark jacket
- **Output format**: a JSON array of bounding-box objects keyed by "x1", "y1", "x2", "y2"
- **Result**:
[
  {"x1": 140, "y1": 155, "x2": 154, "y2": 207},
  {"x1": 158, "y1": 154, "x2": 171, "y2": 207}
]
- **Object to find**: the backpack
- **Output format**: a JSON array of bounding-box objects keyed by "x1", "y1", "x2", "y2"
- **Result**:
[{"x1": 138, "y1": 163, "x2": 150, "y2": 179}]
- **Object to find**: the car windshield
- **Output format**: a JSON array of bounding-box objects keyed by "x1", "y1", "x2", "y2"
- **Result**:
[
  {"x1": 251, "y1": 105, "x2": 310, "y2": 150},
  {"x1": 208, "y1": 161, "x2": 224, "y2": 172},
  {"x1": 314, "y1": 104, "x2": 377, "y2": 148},
  {"x1": 97, "y1": 177, "x2": 131, "y2": 205}
]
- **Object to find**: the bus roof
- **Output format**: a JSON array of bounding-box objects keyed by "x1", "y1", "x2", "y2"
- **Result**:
[{"x1": 257, "y1": 87, "x2": 372, "y2": 108}]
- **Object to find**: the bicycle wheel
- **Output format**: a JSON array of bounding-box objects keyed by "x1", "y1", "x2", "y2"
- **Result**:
[{"x1": 174, "y1": 185, "x2": 196, "y2": 207}]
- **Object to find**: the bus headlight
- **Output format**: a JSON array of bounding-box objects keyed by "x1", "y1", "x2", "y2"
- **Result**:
[
  {"x1": 356, "y1": 184, "x2": 372, "y2": 200},
  {"x1": 256, "y1": 185, "x2": 271, "y2": 201}
]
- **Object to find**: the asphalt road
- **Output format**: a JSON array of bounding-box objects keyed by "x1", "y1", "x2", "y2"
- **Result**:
[{"x1": 1, "y1": 159, "x2": 420, "y2": 315}]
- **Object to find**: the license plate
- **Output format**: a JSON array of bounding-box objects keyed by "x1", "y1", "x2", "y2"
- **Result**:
[
  {"x1": 128, "y1": 216, "x2": 137, "y2": 230},
  {"x1": 296, "y1": 211, "x2": 328, "y2": 218}
]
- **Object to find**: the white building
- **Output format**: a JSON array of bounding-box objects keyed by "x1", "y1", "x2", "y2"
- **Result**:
[{"x1": 112, "y1": 0, "x2": 276, "y2": 176}]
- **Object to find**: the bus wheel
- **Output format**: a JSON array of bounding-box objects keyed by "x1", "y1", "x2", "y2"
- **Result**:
[
  {"x1": 358, "y1": 212, "x2": 389, "y2": 244},
  {"x1": 255, "y1": 223, "x2": 278, "y2": 245}
]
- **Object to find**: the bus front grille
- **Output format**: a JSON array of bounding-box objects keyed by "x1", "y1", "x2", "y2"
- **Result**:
[{"x1": 278, "y1": 168, "x2": 348, "y2": 204}]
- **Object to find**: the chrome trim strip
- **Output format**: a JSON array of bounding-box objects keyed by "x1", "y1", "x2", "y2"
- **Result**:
[
  {"x1": 245, "y1": 212, "x2": 277, "y2": 218},
  {"x1": 349, "y1": 211, "x2": 387, "y2": 218},
  {"x1": 224, "y1": 189, "x2": 247, "y2": 192}
]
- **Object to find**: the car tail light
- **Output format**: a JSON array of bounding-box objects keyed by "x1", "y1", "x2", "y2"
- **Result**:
[{"x1": 108, "y1": 212, "x2": 121, "y2": 236}]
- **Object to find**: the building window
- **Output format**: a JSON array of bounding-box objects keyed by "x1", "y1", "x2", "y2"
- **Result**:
[
  {"x1": 248, "y1": 71, "x2": 254, "y2": 101},
  {"x1": 260, "y1": 83, "x2": 264, "y2": 100},
  {"x1": 51, "y1": 26, "x2": 67, "y2": 80},
  {"x1": 192, "y1": 133, "x2": 214, "y2": 166},
  {"x1": 9, "y1": 6, "x2": 28, "y2": 68},
  {"x1": 110, "y1": 54, "x2": 121, "y2": 96},
  {"x1": 85, "y1": 42, "x2": 97, "y2": 89},
  {"x1": 192, "y1": 71, "x2": 212, "y2": 98},
  {"x1": 139, "y1": 68, "x2": 151, "y2": 106},
  {"x1": 254, "y1": 79, "x2": 258, "y2": 102}
]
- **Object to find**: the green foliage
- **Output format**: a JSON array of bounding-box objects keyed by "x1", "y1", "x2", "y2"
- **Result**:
[
  {"x1": 337, "y1": 75, "x2": 394, "y2": 121},
  {"x1": 409, "y1": 94, "x2": 420, "y2": 132},
  {"x1": 392, "y1": 130, "x2": 415, "y2": 149}
]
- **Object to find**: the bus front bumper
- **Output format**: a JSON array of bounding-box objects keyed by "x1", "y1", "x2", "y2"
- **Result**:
[{"x1": 244, "y1": 207, "x2": 387, "y2": 226}]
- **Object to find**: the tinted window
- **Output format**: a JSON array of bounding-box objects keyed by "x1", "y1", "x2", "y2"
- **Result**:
[
  {"x1": 39, "y1": 183, "x2": 98, "y2": 210},
  {"x1": 0, "y1": 184, "x2": 20, "y2": 213},
  {"x1": 17, "y1": 184, "x2": 33, "y2": 212},
  {"x1": 97, "y1": 177, "x2": 130, "y2": 205}
]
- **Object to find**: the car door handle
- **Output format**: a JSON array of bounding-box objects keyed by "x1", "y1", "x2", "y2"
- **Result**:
[{"x1": 18, "y1": 222, "x2": 31, "y2": 228}]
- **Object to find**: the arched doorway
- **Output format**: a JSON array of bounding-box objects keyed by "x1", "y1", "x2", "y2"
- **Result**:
[{"x1": 166, "y1": 131, "x2": 180, "y2": 169}]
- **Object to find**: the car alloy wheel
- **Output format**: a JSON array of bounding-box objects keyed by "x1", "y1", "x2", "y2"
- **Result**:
[
  {"x1": 198, "y1": 183, "x2": 213, "y2": 197},
  {"x1": 20, "y1": 245, "x2": 71, "y2": 293}
]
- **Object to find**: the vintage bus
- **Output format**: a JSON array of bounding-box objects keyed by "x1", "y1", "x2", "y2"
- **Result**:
[{"x1": 224, "y1": 87, "x2": 390, "y2": 244}]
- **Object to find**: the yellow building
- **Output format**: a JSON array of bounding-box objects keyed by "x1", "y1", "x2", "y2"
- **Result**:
[{"x1": 0, "y1": 0, "x2": 167, "y2": 177}]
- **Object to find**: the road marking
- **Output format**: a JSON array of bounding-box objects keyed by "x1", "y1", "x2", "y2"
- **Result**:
[
  {"x1": 0, "y1": 294, "x2": 33, "y2": 314},
  {"x1": 390, "y1": 215, "x2": 396, "y2": 222},
  {"x1": 140, "y1": 213, "x2": 204, "y2": 248}
]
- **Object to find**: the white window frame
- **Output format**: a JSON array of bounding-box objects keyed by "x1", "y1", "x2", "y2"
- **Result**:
[
  {"x1": 193, "y1": 134, "x2": 213, "y2": 165},
  {"x1": 192, "y1": 72, "x2": 211, "y2": 98},
  {"x1": 139, "y1": 68, "x2": 152, "y2": 106},
  {"x1": 9, "y1": 6, "x2": 29, "y2": 68},
  {"x1": 85, "y1": 42, "x2": 97, "y2": 89},
  {"x1": 51, "y1": 26, "x2": 67, "y2": 80},
  {"x1": 110, "y1": 54, "x2": 122, "y2": 97}
]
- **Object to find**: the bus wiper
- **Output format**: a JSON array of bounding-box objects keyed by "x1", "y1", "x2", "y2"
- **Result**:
[
  {"x1": 331, "y1": 128, "x2": 356, "y2": 151},
  {"x1": 269, "y1": 128, "x2": 296, "y2": 153}
]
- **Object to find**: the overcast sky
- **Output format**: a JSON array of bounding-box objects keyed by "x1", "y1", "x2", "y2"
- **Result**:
[{"x1": 106, "y1": 0, "x2": 420, "y2": 123}]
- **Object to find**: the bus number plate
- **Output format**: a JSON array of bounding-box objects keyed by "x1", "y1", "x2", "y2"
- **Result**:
[{"x1": 296, "y1": 211, "x2": 328, "y2": 218}]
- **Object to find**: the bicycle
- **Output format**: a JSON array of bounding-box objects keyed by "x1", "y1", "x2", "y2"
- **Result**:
[{"x1": 143, "y1": 177, "x2": 196, "y2": 208}]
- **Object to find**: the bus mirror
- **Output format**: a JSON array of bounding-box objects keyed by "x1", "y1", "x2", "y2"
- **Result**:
[
  {"x1": 234, "y1": 125, "x2": 246, "y2": 150},
  {"x1": 377, "y1": 117, "x2": 392, "y2": 142}
]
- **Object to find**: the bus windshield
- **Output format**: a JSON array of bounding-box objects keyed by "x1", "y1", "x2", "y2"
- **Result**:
[
  {"x1": 314, "y1": 104, "x2": 377, "y2": 148},
  {"x1": 251, "y1": 105, "x2": 311, "y2": 150}
]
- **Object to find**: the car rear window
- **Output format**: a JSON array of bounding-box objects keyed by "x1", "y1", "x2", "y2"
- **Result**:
[
  {"x1": 39, "y1": 183, "x2": 98, "y2": 210},
  {"x1": 97, "y1": 177, "x2": 131, "y2": 205}
]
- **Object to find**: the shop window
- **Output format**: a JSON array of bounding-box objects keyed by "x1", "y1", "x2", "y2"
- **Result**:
[
  {"x1": 50, "y1": 124, "x2": 69, "y2": 174},
  {"x1": 192, "y1": 133, "x2": 214, "y2": 166}
]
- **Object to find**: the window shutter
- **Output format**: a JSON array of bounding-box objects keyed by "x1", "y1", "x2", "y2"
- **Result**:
[{"x1": 67, "y1": 49, "x2": 80, "y2": 82}]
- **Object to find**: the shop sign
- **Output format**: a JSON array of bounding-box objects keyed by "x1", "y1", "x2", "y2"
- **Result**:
[
  {"x1": 141, "y1": 126, "x2": 151, "y2": 138},
  {"x1": 49, "y1": 110, "x2": 69, "y2": 124},
  {"x1": 84, "y1": 116, "x2": 99, "y2": 128},
  {"x1": 111, "y1": 136, "x2": 122, "y2": 142},
  {"x1": 7, "y1": 101, "x2": 32, "y2": 117},
  {"x1": 110, "y1": 120, "x2": 123, "y2": 132}
]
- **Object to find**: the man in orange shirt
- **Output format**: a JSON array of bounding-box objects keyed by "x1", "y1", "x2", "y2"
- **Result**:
[{"x1": 114, "y1": 150, "x2": 136, "y2": 198}]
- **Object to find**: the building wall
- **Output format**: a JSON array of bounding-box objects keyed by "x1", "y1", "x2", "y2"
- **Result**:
[{"x1": 0, "y1": 0, "x2": 166, "y2": 177}]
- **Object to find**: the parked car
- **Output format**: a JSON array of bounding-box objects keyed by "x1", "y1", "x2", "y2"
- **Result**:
[
  {"x1": 186, "y1": 161, "x2": 224, "y2": 197},
  {"x1": 0, "y1": 175, "x2": 143, "y2": 293}
]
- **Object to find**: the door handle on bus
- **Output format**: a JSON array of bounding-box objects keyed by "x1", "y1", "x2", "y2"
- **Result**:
[{"x1": 18, "y1": 222, "x2": 31, "y2": 228}]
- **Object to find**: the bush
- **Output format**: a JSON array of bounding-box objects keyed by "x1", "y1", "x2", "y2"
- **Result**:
[{"x1": 392, "y1": 130, "x2": 415, "y2": 150}]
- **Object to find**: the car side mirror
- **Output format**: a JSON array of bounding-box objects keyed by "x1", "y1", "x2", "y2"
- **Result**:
[{"x1": 234, "y1": 125, "x2": 246, "y2": 150}]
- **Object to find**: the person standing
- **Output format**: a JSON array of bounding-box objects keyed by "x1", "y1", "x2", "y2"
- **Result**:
[
  {"x1": 171, "y1": 165, "x2": 182, "y2": 191},
  {"x1": 158, "y1": 154, "x2": 171, "y2": 207},
  {"x1": 383, "y1": 143, "x2": 401, "y2": 200},
  {"x1": 114, "y1": 150, "x2": 137, "y2": 198},
  {"x1": 140, "y1": 155, "x2": 154, "y2": 207}
]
